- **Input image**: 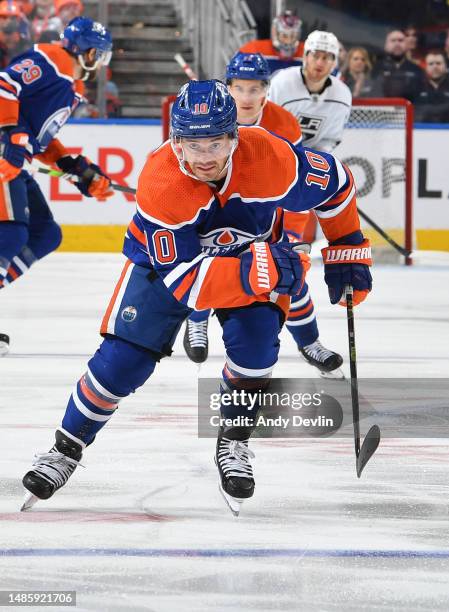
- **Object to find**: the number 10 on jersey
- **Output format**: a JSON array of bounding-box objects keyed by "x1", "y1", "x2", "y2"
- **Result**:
[{"x1": 305, "y1": 150, "x2": 330, "y2": 190}]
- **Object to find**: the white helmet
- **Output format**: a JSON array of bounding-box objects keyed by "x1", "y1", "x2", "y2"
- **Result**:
[{"x1": 304, "y1": 30, "x2": 339, "y2": 59}]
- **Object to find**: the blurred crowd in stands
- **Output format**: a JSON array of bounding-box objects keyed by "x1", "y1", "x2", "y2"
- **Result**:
[
  {"x1": 243, "y1": 8, "x2": 449, "y2": 123},
  {"x1": 1, "y1": 0, "x2": 449, "y2": 123},
  {"x1": 339, "y1": 27, "x2": 449, "y2": 122},
  {"x1": 0, "y1": 0, "x2": 121, "y2": 117}
]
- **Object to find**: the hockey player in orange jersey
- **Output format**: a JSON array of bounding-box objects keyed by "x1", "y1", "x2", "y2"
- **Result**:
[
  {"x1": 183, "y1": 52, "x2": 343, "y2": 378},
  {"x1": 239, "y1": 10, "x2": 304, "y2": 76},
  {"x1": 0, "y1": 17, "x2": 114, "y2": 355},
  {"x1": 22, "y1": 80, "x2": 372, "y2": 515}
]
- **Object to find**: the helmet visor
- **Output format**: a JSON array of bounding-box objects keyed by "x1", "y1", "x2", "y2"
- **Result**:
[{"x1": 94, "y1": 48, "x2": 112, "y2": 66}]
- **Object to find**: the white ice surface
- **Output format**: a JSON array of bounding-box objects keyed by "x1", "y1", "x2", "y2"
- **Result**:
[{"x1": 0, "y1": 253, "x2": 449, "y2": 611}]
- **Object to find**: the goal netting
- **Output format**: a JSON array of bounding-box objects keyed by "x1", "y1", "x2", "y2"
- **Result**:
[{"x1": 337, "y1": 98, "x2": 413, "y2": 264}]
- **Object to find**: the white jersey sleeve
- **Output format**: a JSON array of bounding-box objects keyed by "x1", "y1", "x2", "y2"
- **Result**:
[{"x1": 268, "y1": 67, "x2": 352, "y2": 152}]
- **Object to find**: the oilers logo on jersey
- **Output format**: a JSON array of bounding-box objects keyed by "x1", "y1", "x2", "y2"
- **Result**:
[{"x1": 198, "y1": 226, "x2": 273, "y2": 256}]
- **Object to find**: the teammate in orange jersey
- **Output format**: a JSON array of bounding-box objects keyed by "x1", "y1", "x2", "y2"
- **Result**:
[
  {"x1": 183, "y1": 52, "x2": 343, "y2": 377},
  {"x1": 0, "y1": 17, "x2": 113, "y2": 355},
  {"x1": 239, "y1": 10, "x2": 303, "y2": 76},
  {"x1": 22, "y1": 79, "x2": 372, "y2": 515}
]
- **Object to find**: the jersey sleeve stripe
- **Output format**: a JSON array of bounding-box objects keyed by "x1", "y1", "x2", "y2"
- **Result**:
[
  {"x1": 314, "y1": 185, "x2": 355, "y2": 219},
  {"x1": 0, "y1": 81, "x2": 18, "y2": 98},
  {"x1": 326, "y1": 170, "x2": 354, "y2": 205},
  {"x1": 312, "y1": 160, "x2": 352, "y2": 211},
  {"x1": 173, "y1": 267, "x2": 199, "y2": 301},
  {"x1": 331, "y1": 157, "x2": 349, "y2": 193},
  {"x1": 162, "y1": 252, "x2": 207, "y2": 289},
  {"x1": 0, "y1": 89, "x2": 17, "y2": 103},
  {"x1": 128, "y1": 219, "x2": 146, "y2": 246},
  {"x1": 0, "y1": 71, "x2": 21, "y2": 94},
  {"x1": 186, "y1": 257, "x2": 214, "y2": 309}
]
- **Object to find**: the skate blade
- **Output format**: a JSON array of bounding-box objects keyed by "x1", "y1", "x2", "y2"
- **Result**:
[
  {"x1": 319, "y1": 367, "x2": 345, "y2": 380},
  {"x1": 20, "y1": 490, "x2": 40, "y2": 512},
  {"x1": 218, "y1": 483, "x2": 244, "y2": 517}
]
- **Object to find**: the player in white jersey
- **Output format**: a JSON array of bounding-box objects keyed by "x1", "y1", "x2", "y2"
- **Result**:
[
  {"x1": 268, "y1": 31, "x2": 352, "y2": 376},
  {"x1": 268, "y1": 30, "x2": 352, "y2": 152}
]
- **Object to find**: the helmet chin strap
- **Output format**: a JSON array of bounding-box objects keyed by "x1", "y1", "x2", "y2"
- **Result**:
[
  {"x1": 77, "y1": 55, "x2": 101, "y2": 81},
  {"x1": 171, "y1": 137, "x2": 238, "y2": 183}
]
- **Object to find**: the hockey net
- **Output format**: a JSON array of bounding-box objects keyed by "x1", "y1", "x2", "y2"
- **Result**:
[
  {"x1": 337, "y1": 98, "x2": 413, "y2": 264},
  {"x1": 161, "y1": 96, "x2": 414, "y2": 264}
]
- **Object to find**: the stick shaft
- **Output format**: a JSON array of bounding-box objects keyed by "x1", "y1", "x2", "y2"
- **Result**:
[
  {"x1": 346, "y1": 285, "x2": 361, "y2": 458},
  {"x1": 357, "y1": 207, "x2": 411, "y2": 258},
  {"x1": 35, "y1": 166, "x2": 136, "y2": 195},
  {"x1": 174, "y1": 53, "x2": 198, "y2": 80}
]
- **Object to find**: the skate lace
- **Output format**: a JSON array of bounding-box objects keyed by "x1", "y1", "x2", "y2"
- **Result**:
[
  {"x1": 218, "y1": 438, "x2": 255, "y2": 479},
  {"x1": 187, "y1": 320, "x2": 208, "y2": 348},
  {"x1": 303, "y1": 340, "x2": 333, "y2": 362},
  {"x1": 31, "y1": 449, "x2": 83, "y2": 488}
]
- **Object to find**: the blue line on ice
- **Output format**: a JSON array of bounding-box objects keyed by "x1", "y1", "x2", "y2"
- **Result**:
[{"x1": 1, "y1": 549, "x2": 449, "y2": 558}]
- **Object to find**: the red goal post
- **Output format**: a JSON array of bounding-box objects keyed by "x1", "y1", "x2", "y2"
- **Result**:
[
  {"x1": 161, "y1": 94, "x2": 177, "y2": 142},
  {"x1": 161, "y1": 95, "x2": 414, "y2": 264}
]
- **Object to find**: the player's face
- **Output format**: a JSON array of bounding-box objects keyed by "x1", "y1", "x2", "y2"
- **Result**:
[
  {"x1": 228, "y1": 79, "x2": 267, "y2": 125},
  {"x1": 425, "y1": 55, "x2": 447, "y2": 80},
  {"x1": 180, "y1": 135, "x2": 234, "y2": 181},
  {"x1": 304, "y1": 50, "x2": 335, "y2": 82}
]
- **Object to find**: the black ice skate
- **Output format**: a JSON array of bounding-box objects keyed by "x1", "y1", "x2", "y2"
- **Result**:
[
  {"x1": 299, "y1": 339, "x2": 344, "y2": 379},
  {"x1": 21, "y1": 430, "x2": 83, "y2": 511},
  {"x1": 183, "y1": 318, "x2": 209, "y2": 364},
  {"x1": 0, "y1": 333, "x2": 10, "y2": 356},
  {"x1": 215, "y1": 427, "x2": 255, "y2": 516}
]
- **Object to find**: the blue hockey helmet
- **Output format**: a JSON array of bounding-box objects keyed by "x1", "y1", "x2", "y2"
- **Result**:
[
  {"x1": 225, "y1": 52, "x2": 270, "y2": 82},
  {"x1": 170, "y1": 79, "x2": 237, "y2": 139},
  {"x1": 61, "y1": 17, "x2": 112, "y2": 67}
]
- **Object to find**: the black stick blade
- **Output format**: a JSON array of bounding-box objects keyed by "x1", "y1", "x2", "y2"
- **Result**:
[{"x1": 356, "y1": 425, "x2": 381, "y2": 478}]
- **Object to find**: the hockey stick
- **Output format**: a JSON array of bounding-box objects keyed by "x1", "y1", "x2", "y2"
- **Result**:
[
  {"x1": 174, "y1": 53, "x2": 198, "y2": 80},
  {"x1": 357, "y1": 207, "x2": 412, "y2": 259},
  {"x1": 34, "y1": 166, "x2": 136, "y2": 195},
  {"x1": 345, "y1": 284, "x2": 380, "y2": 477}
]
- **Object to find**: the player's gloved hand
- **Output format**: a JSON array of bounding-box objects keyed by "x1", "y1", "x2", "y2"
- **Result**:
[
  {"x1": 240, "y1": 241, "x2": 310, "y2": 296},
  {"x1": 322, "y1": 232, "x2": 372, "y2": 306},
  {"x1": 56, "y1": 155, "x2": 114, "y2": 200},
  {"x1": 0, "y1": 128, "x2": 31, "y2": 182}
]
